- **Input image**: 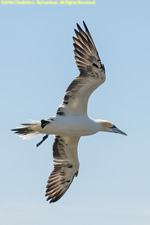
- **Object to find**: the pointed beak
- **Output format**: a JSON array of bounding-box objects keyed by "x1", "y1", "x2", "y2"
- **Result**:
[{"x1": 112, "y1": 127, "x2": 127, "y2": 136}]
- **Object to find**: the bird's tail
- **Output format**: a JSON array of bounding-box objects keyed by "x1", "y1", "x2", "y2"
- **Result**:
[{"x1": 11, "y1": 120, "x2": 41, "y2": 140}]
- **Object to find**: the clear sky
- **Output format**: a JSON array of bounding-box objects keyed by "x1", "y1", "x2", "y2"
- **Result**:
[{"x1": 1, "y1": 1, "x2": 150, "y2": 225}]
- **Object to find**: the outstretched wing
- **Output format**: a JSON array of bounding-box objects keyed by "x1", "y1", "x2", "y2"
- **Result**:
[
  {"x1": 45, "y1": 136, "x2": 80, "y2": 203},
  {"x1": 56, "y1": 21, "x2": 106, "y2": 116}
]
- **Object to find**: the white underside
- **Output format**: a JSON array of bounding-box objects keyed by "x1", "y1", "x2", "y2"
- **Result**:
[{"x1": 39, "y1": 115, "x2": 100, "y2": 137}]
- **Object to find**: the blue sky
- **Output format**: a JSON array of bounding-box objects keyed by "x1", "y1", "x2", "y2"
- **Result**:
[{"x1": 1, "y1": 1, "x2": 150, "y2": 225}]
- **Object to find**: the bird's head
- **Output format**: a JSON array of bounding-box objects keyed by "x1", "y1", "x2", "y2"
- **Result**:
[{"x1": 99, "y1": 120, "x2": 127, "y2": 136}]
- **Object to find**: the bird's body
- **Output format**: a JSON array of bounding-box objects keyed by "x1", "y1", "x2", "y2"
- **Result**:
[
  {"x1": 12, "y1": 22, "x2": 127, "y2": 203},
  {"x1": 39, "y1": 115, "x2": 100, "y2": 136}
]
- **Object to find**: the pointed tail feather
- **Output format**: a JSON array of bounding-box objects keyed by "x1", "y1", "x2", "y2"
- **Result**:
[{"x1": 11, "y1": 120, "x2": 41, "y2": 140}]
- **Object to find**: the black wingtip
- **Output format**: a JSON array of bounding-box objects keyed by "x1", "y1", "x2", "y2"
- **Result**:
[
  {"x1": 74, "y1": 29, "x2": 79, "y2": 36},
  {"x1": 83, "y1": 21, "x2": 88, "y2": 31},
  {"x1": 83, "y1": 21, "x2": 86, "y2": 25},
  {"x1": 45, "y1": 195, "x2": 54, "y2": 203},
  {"x1": 76, "y1": 23, "x2": 81, "y2": 31},
  {"x1": 76, "y1": 22, "x2": 79, "y2": 28}
]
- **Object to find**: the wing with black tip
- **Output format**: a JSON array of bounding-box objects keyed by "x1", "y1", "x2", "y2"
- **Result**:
[
  {"x1": 56, "y1": 21, "x2": 106, "y2": 116},
  {"x1": 45, "y1": 136, "x2": 80, "y2": 203}
]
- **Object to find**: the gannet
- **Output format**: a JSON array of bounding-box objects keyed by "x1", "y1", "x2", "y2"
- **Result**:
[{"x1": 12, "y1": 22, "x2": 127, "y2": 203}]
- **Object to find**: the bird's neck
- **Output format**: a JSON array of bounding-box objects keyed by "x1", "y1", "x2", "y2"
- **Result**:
[{"x1": 95, "y1": 120, "x2": 112, "y2": 132}]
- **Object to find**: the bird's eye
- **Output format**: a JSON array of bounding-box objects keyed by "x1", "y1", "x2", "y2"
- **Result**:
[{"x1": 111, "y1": 125, "x2": 116, "y2": 129}]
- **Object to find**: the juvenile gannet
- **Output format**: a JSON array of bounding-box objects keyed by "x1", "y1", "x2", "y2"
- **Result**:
[{"x1": 12, "y1": 22, "x2": 127, "y2": 203}]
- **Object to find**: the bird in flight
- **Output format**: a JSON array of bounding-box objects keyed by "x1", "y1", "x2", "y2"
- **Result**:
[{"x1": 12, "y1": 21, "x2": 127, "y2": 203}]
